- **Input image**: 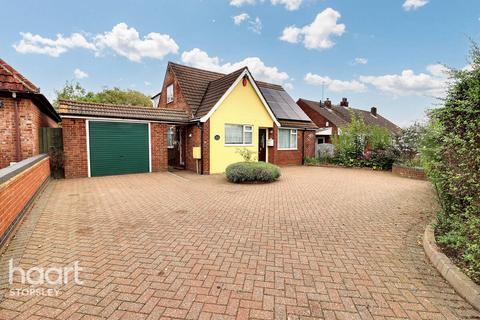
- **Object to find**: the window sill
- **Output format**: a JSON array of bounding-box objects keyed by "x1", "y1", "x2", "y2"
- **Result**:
[
  {"x1": 278, "y1": 148, "x2": 298, "y2": 151},
  {"x1": 224, "y1": 144, "x2": 254, "y2": 147}
]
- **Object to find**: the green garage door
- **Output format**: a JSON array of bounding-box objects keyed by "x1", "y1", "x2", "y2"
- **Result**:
[{"x1": 89, "y1": 121, "x2": 150, "y2": 177}]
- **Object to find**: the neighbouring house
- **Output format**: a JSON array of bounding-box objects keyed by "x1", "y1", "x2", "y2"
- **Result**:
[
  {"x1": 0, "y1": 59, "x2": 60, "y2": 169},
  {"x1": 59, "y1": 62, "x2": 317, "y2": 178},
  {"x1": 297, "y1": 98, "x2": 401, "y2": 154}
]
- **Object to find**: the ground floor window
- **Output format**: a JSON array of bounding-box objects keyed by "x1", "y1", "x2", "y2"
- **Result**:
[
  {"x1": 225, "y1": 124, "x2": 253, "y2": 145},
  {"x1": 278, "y1": 128, "x2": 297, "y2": 150}
]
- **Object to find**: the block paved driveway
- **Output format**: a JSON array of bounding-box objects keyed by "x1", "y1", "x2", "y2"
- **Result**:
[{"x1": 0, "y1": 167, "x2": 479, "y2": 320}]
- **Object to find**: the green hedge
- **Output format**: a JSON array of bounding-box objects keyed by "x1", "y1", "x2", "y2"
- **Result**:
[
  {"x1": 226, "y1": 162, "x2": 281, "y2": 183},
  {"x1": 421, "y1": 44, "x2": 480, "y2": 284}
]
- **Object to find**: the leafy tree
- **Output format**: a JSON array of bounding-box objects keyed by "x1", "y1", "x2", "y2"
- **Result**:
[
  {"x1": 54, "y1": 81, "x2": 152, "y2": 108},
  {"x1": 421, "y1": 43, "x2": 480, "y2": 283}
]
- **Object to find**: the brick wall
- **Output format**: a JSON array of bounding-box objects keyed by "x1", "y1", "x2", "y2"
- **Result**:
[
  {"x1": 392, "y1": 164, "x2": 427, "y2": 180},
  {"x1": 0, "y1": 157, "x2": 50, "y2": 245},
  {"x1": 151, "y1": 123, "x2": 168, "y2": 172},
  {"x1": 268, "y1": 125, "x2": 315, "y2": 166},
  {"x1": 62, "y1": 118, "x2": 88, "y2": 178},
  {"x1": 0, "y1": 97, "x2": 57, "y2": 169},
  {"x1": 157, "y1": 67, "x2": 192, "y2": 115}
]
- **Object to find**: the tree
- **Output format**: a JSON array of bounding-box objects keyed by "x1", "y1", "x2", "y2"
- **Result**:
[{"x1": 54, "y1": 81, "x2": 152, "y2": 108}]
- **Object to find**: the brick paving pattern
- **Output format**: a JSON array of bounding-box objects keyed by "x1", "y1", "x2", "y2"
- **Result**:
[{"x1": 0, "y1": 167, "x2": 478, "y2": 319}]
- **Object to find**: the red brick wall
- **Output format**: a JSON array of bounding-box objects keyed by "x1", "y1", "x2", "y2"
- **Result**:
[
  {"x1": 268, "y1": 125, "x2": 315, "y2": 166},
  {"x1": 392, "y1": 164, "x2": 426, "y2": 180},
  {"x1": 62, "y1": 118, "x2": 88, "y2": 179},
  {"x1": 157, "y1": 66, "x2": 192, "y2": 114},
  {"x1": 151, "y1": 123, "x2": 168, "y2": 172},
  {"x1": 0, "y1": 97, "x2": 57, "y2": 169},
  {"x1": 0, "y1": 157, "x2": 50, "y2": 242}
]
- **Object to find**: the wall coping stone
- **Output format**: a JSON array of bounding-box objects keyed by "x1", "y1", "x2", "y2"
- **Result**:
[{"x1": 0, "y1": 154, "x2": 48, "y2": 184}]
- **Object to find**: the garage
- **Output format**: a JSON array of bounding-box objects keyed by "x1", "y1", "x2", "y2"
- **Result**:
[{"x1": 88, "y1": 121, "x2": 150, "y2": 177}]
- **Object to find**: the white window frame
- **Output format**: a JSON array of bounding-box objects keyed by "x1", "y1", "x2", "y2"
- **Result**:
[
  {"x1": 167, "y1": 127, "x2": 174, "y2": 149},
  {"x1": 166, "y1": 84, "x2": 174, "y2": 104},
  {"x1": 278, "y1": 128, "x2": 298, "y2": 150},
  {"x1": 224, "y1": 124, "x2": 254, "y2": 146}
]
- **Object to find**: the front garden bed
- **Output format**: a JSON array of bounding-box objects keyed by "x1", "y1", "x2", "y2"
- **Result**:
[
  {"x1": 225, "y1": 161, "x2": 281, "y2": 183},
  {"x1": 392, "y1": 164, "x2": 426, "y2": 180}
]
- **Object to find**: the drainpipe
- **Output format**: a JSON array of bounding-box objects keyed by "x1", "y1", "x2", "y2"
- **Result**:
[
  {"x1": 199, "y1": 122, "x2": 204, "y2": 175},
  {"x1": 301, "y1": 129, "x2": 305, "y2": 165},
  {"x1": 13, "y1": 92, "x2": 21, "y2": 162}
]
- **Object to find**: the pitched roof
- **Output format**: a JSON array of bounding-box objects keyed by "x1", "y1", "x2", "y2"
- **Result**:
[
  {"x1": 0, "y1": 59, "x2": 39, "y2": 93},
  {"x1": 167, "y1": 62, "x2": 315, "y2": 127},
  {"x1": 298, "y1": 98, "x2": 401, "y2": 135},
  {"x1": 195, "y1": 67, "x2": 246, "y2": 119},
  {"x1": 58, "y1": 100, "x2": 191, "y2": 123}
]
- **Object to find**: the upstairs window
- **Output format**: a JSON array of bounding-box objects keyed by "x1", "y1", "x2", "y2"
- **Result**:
[
  {"x1": 278, "y1": 128, "x2": 297, "y2": 150},
  {"x1": 166, "y1": 84, "x2": 174, "y2": 103},
  {"x1": 225, "y1": 124, "x2": 253, "y2": 145}
]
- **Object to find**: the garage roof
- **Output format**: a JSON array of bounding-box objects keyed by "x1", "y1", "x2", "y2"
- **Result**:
[{"x1": 58, "y1": 100, "x2": 191, "y2": 123}]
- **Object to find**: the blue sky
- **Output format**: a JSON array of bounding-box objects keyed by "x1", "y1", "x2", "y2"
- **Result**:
[{"x1": 1, "y1": 0, "x2": 479, "y2": 126}]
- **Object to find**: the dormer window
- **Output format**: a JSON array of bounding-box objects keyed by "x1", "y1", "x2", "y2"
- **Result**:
[{"x1": 166, "y1": 84, "x2": 174, "y2": 103}]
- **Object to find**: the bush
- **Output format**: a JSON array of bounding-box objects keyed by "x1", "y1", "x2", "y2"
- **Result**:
[
  {"x1": 420, "y1": 43, "x2": 480, "y2": 284},
  {"x1": 226, "y1": 162, "x2": 281, "y2": 183},
  {"x1": 331, "y1": 112, "x2": 397, "y2": 170}
]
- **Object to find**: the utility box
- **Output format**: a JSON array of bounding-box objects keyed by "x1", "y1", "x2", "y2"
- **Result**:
[
  {"x1": 193, "y1": 147, "x2": 201, "y2": 159},
  {"x1": 267, "y1": 138, "x2": 274, "y2": 147}
]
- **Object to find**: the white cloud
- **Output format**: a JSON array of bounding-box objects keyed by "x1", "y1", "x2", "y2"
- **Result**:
[
  {"x1": 233, "y1": 13, "x2": 250, "y2": 25},
  {"x1": 233, "y1": 14, "x2": 262, "y2": 34},
  {"x1": 305, "y1": 73, "x2": 366, "y2": 92},
  {"x1": 354, "y1": 57, "x2": 368, "y2": 65},
  {"x1": 271, "y1": 0, "x2": 302, "y2": 11},
  {"x1": 13, "y1": 32, "x2": 95, "y2": 57},
  {"x1": 230, "y1": 0, "x2": 303, "y2": 10},
  {"x1": 144, "y1": 81, "x2": 151, "y2": 86},
  {"x1": 403, "y1": 0, "x2": 428, "y2": 11},
  {"x1": 230, "y1": 0, "x2": 256, "y2": 6},
  {"x1": 359, "y1": 64, "x2": 449, "y2": 96},
  {"x1": 280, "y1": 8, "x2": 346, "y2": 50},
  {"x1": 284, "y1": 82, "x2": 294, "y2": 90},
  {"x1": 249, "y1": 17, "x2": 263, "y2": 34},
  {"x1": 181, "y1": 48, "x2": 289, "y2": 84},
  {"x1": 73, "y1": 68, "x2": 88, "y2": 79},
  {"x1": 13, "y1": 23, "x2": 178, "y2": 62},
  {"x1": 94, "y1": 23, "x2": 179, "y2": 62}
]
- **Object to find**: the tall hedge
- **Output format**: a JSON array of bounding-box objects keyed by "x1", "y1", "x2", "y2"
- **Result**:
[{"x1": 422, "y1": 44, "x2": 480, "y2": 283}]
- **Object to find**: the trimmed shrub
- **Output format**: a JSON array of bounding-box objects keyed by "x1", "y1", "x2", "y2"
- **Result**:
[{"x1": 226, "y1": 162, "x2": 281, "y2": 183}]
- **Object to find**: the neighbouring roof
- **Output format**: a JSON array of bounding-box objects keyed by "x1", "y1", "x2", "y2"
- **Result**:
[
  {"x1": 58, "y1": 100, "x2": 191, "y2": 123},
  {"x1": 167, "y1": 62, "x2": 316, "y2": 128},
  {"x1": 0, "y1": 59, "x2": 60, "y2": 122},
  {"x1": 298, "y1": 98, "x2": 401, "y2": 135},
  {"x1": 0, "y1": 59, "x2": 39, "y2": 93}
]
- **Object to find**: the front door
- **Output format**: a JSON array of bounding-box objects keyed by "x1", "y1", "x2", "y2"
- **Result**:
[{"x1": 258, "y1": 128, "x2": 267, "y2": 162}]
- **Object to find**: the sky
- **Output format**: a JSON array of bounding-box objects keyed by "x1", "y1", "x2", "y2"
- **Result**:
[{"x1": 1, "y1": 0, "x2": 479, "y2": 126}]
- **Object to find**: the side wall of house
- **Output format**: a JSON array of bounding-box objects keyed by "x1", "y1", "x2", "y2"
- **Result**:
[
  {"x1": 157, "y1": 66, "x2": 192, "y2": 114},
  {"x1": 297, "y1": 100, "x2": 338, "y2": 143},
  {"x1": 0, "y1": 97, "x2": 57, "y2": 169}
]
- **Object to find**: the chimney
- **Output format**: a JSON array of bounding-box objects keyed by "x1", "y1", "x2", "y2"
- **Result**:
[
  {"x1": 340, "y1": 97, "x2": 349, "y2": 107},
  {"x1": 371, "y1": 107, "x2": 377, "y2": 116},
  {"x1": 324, "y1": 98, "x2": 332, "y2": 108}
]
